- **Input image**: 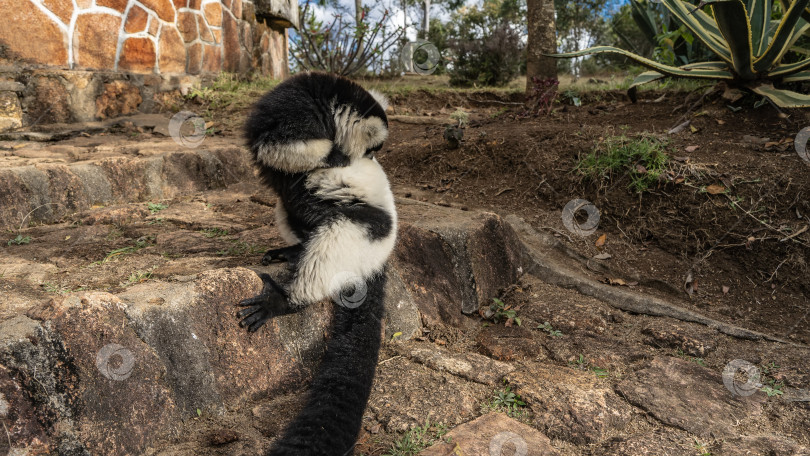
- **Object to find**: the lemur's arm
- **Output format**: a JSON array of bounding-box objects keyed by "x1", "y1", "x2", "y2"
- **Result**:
[
  {"x1": 238, "y1": 160, "x2": 396, "y2": 332},
  {"x1": 237, "y1": 205, "x2": 395, "y2": 331},
  {"x1": 245, "y1": 75, "x2": 389, "y2": 174}
]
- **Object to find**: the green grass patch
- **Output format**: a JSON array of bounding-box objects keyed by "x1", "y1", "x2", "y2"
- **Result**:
[
  {"x1": 675, "y1": 349, "x2": 706, "y2": 367},
  {"x1": 487, "y1": 298, "x2": 521, "y2": 326},
  {"x1": 480, "y1": 384, "x2": 530, "y2": 421},
  {"x1": 536, "y1": 321, "x2": 563, "y2": 337},
  {"x1": 186, "y1": 73, "x2": 281, "y2": 112},
  {"x1": 7, "y1": 234, "x2": 31, "y2": 246},
  {"x1": 385, "y1": 420, "x2": 449, "y2": 456},
  {"x1": 216, "y1": 239, "x2": 265, "y2": 257},
  {"x1": 147, "y1": 202, "x2": 168, "y2": 214},
  {"x1": 126, "y1": 269, "x2": 153, "y2": 286},
  {"x1": 41, "y1": 282, "x2": 87, "y2": 294},
  {"x1": 575, "y1": 134, "x2": 670, "y2": 193},
  {"x1": 94, "y1": 236, "x2": 154, "y2": 265},
  {"x1": 200, "y1": 227, "x2": 229, "y2": 238},
  {"x1": 570, "y1": 354, "x2": 610, "y2": 378}
]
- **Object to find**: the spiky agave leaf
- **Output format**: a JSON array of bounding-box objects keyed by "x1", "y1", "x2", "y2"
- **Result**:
[{"x1": 550, "y1": 0, "x2": 810, "y2": 108}]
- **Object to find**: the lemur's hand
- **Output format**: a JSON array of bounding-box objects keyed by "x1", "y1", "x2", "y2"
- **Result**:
[
  {"x1": 237, "y1": 273, "x2": 292, "y2": 332},
  {"x1": 261, "y1": 244, "x2": 303, "y2": 268}
]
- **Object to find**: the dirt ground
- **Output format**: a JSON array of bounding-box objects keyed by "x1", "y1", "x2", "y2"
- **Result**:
[
  {"x1": 3, "y1": 79, "x2": 810, "y2": 455},
  {"x1": 175, "y1": 81, "x2": 810, "y2": 454},
  {"x1": 374, "y1": 86, "x2": 810, "y2": 346}
]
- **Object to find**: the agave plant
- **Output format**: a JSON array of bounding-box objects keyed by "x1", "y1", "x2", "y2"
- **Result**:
[
  {"x1": 624, "y1": 0, "x2": 714, "y2": 65},
  {"x1": 554, "y1": 0, "x2": 810, "y2": 108}
]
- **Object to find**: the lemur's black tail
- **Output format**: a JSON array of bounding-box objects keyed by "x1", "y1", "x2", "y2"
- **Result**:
[{"x1": 266, "y1": 272, "x2": 386, "y2": 456}]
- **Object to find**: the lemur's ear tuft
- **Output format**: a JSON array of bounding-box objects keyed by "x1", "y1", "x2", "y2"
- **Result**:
[{"x1": 368, "y1": 89, "x2": 389, "y2": 111}]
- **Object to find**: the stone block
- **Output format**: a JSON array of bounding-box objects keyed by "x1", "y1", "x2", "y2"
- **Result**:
[
  {"x1": 0, "y1": 0, "x2": 68, "y2": 65},
  {"x1": 119, "y1": 37, "x2": 156, "y2": 73},
  {"x1": 0, "y1": 91, "x2": 22, "y2": 132},
  {"x1": 95, "y1": 81, "x2": 143, "y2": 119},
  {"x1": 141, "y1": 0, "x2": 176, "y2": 22},
  {"x1": 73, "y1": 13, "x2": 122, "y2": 69},
  {"x1": 158, "y1": 26, "x2": 186, "y2": 74},
  {"x1": 203, "y1": 1, "x2": 222, "y2": 26},
  {"x1": 124, "y1": 5, "x2": 149, "y2": 33}
]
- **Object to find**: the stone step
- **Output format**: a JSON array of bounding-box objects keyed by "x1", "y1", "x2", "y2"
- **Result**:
[
  {"x1": 0, "y1": 136, "x2": 254, "y2": 230},
  {"x1": 0, "y1": 196, "x2": 526, "y2": 455}
]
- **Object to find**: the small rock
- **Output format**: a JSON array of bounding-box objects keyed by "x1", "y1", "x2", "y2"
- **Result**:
[
  {"x1": 398, "y1": 345, "x2": 515, "y2": 386},
  {"x1": 641, "y1": 322, "x2": 717, "y2": 357},
  {"x1": 207, "y1": 429, "x2": 239, "y2": 446},
  {"x1": 475, "y1": 324, "x2": 544, "y2": 362},
  {"x1": 0, "y1": 91, "x2": 23, "y2": 132},
  {"x1": 0, "y1": 81, "x2": 25, "y2": 92},
  {"x1": 420, "y1": 412, "x2": 559, "y2": 456}
]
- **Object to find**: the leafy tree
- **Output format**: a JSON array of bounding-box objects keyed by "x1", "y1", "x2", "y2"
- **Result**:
[{"x1": 443, "y1": 0, "x2": 526, "y2": 86}]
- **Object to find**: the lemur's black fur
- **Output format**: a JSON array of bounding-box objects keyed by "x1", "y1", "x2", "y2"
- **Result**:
[
  {"x1": 238, "y1": 72, "x2": 396, "y2": 455},
  {"x1": 266, "y1": 272, "x2": 385, "y2": 456}
]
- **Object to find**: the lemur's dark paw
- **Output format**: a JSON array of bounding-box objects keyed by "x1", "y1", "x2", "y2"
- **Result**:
[
  {"x1": 260, "y1": 244, "x2": 304, "y2": 266},
  {"x1": 236, "y1": 273, "x2": 289, "y2": 332}
]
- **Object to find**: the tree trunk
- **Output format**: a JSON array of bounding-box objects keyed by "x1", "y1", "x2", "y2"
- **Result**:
[
  {"x1": 355, "y1": 0, "x2": 363, "y2": 24},
  {"x1": 420, "y1": 0, "x2": 431, "y2": 39},
  {"x1": 526, "y1": 0, "x2": 558, "y2": 92},
  {"x1": 403, "y1": 0, "x2": 408, "y2": 31}
]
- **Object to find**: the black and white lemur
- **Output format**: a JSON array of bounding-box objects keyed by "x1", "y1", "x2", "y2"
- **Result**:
[{"x1": 237, "y1": 72, "x2": 396, "y2": 455}]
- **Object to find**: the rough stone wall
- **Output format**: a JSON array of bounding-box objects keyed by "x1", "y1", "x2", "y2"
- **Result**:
[
  {"x1": 0, "y1": 0, "x2": 295, "y2": 77},
  {"x1": 0, "y1": 0, "x2": 297, "y2": 130}
]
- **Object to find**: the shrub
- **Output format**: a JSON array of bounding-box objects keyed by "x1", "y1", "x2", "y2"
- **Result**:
[{"x1": 447, "y1": 23, "x2": 523, "y2": 87}]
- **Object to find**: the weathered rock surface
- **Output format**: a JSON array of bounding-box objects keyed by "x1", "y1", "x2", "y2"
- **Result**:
[
  {"x1": 0, "y1": 172, "x2": 532, "y2": 454},
  {"x1": 597, "y1": 428, "x2": 696, "y2": 455},
  {"x1": 0, "y1": 139, "x2": 254, "y2": 229},
  {"x1": 719, "y1": 434, "x2": 809, "y2": 456},
  {"x1": 506, "y1": 363, "x2": 633, "y2": 444},
  {"x1": 0, "y1": 91, "x2": 23, "y2": 132},
  {"x1": 395, "y1": 200, "x2": 526, "y2": 329},
  {"x1": 616, "y1": 356, "x2": 765, "y2": 439},
  {"x1": 367, "y1": 354, "x2": 490, "y2": 433}
]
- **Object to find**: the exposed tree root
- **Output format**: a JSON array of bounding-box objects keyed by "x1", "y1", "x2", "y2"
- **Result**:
[{"x1": 506, "y1": 214, "x2": 808, "y2": 347}]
